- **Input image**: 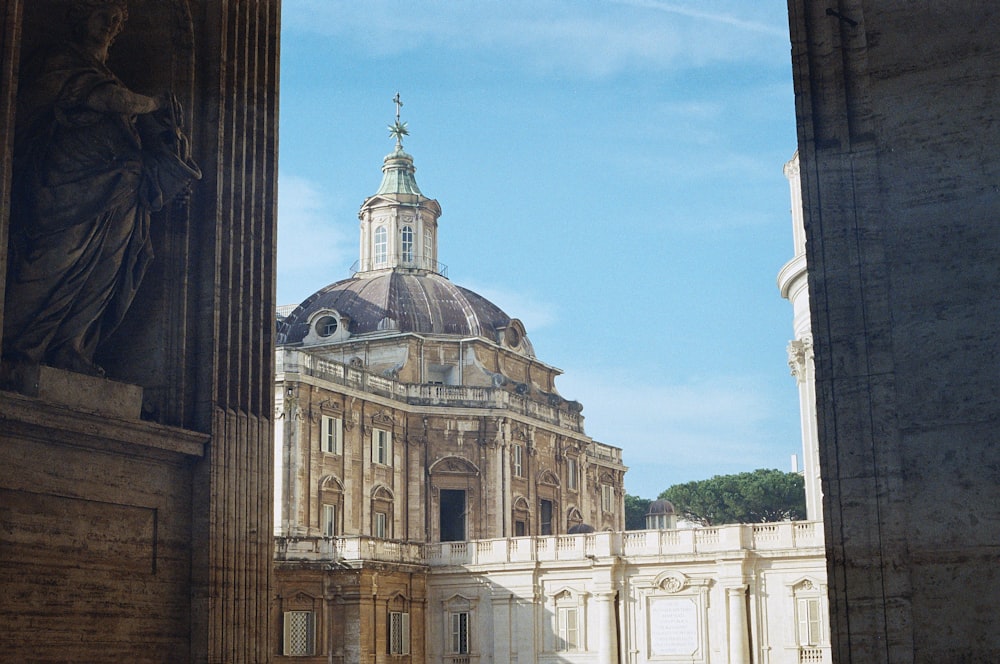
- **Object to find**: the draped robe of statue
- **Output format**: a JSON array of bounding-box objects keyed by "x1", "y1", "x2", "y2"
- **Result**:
[{"x1": 4, "y1": 43, "x2": 164, "y2": 374}]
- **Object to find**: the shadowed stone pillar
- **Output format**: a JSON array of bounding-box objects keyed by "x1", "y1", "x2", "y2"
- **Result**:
[{"x1": 788, "y1": 2, "x2": 1000, "y2": 661}]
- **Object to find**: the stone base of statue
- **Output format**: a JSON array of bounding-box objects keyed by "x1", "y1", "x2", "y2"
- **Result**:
[
  {"x1": 1, "y1": 361, "x2": 144, "y2": 420},
  {"x1": 0, "y1": 383, "x2": 208, "y2": 660}
]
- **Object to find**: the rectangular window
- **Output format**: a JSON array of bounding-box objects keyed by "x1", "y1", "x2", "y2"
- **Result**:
[
  {"x1": 321, "y1": 415, "x2": 342, "y2": 454},
  {"x1": 540, "y1": 499, "x2": 553, "y2": 536},
  {"x1": 557, "y1": 607, "x2": 579, "y2": 651},
  {"x1": 374, "y1": 512, "x2": 387, "y2": 539},
  {"x1": 372, "y1": 428, "x2": 392, "y2": 465},
  {"x1": 515, "y1": 520, "x2": 526, "y2": 537},
  {"x1": 322, "y1": 503, "x2": 337, "y2": 537},
  {"x1": 450, "y1": 611, "x2": 469, "y2": 654},
  {"x1": 512, "y1": 444, "x2": 523, "y2": 477},
  {"x1": 601, "y1": 484, "x2": 614, "y2": 513},
  {"x1": 566, "y1": 457, "x2": 578, "y2": 490},
  {"x1": 797, "y1": 598, "x2": 822, "y2": 646},
  {"x1": 389, "y1": 611, "x2": 410, "y2": 655},
  {"x1": 282, "y1": 610, "x2": 315, "y2": 656}
]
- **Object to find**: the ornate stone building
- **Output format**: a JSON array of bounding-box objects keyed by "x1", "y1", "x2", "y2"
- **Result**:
[
  {"x1": 272, "y1": 116, "x2": 626, "y2": 661},
  {"x1": 272, "y1": 117, "x2": 830, "y2": 664}
]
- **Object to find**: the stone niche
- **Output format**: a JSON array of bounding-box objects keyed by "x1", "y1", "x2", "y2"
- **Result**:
[{"x1": 0, "y1": 0, "x2": 278, "y2": 661}]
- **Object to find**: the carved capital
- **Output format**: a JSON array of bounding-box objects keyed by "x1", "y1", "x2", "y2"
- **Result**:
[{"x1": 787, "y1": 337, "x2": 814, "y2": 383}]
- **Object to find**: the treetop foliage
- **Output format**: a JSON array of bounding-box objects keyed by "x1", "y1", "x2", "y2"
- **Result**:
[{"x1": 656, "y1": 468, "x2": 805, "y2": 527}]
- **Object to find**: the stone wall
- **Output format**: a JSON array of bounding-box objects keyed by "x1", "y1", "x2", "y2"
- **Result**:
[
  {"x1": 787, "y1": 2, "x2": 1000, "y2": 661},
  {"x1": 0, "y1": 1, "x2": 279, "y2": 661}
]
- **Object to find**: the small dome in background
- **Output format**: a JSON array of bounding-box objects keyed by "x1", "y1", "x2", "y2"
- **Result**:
[
  {"x1": 646, "y1": 499, "x2": 675, "y2": 516},
  {"x1": 567, "y1": 523, "x2": 595, "y2": 534}
]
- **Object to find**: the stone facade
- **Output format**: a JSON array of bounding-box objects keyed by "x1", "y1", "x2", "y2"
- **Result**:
[
  {"x1": 0, "y1": 1, "x2": 278, "y2": 661},
  {"x1": 788, "y1": 2, "x2": 1000, "y2": 661}
]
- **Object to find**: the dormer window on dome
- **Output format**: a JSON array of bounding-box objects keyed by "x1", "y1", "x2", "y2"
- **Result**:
[{"x1": 302, "y1": 310, "x2": 350, "y2": 345}]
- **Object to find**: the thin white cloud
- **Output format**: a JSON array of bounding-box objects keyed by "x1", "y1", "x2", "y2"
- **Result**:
[
  {"x1": 277, "y1": 173, "x2": 354, "y2": 305},
  {"x1": 556, "y1": 370, "x2": 796, "y2": 497},
  {"x1": 609, "y1": 0, "x2": 788, "y2": 37},
  {"x1": 459, "y1": 280, "x2": 559, "y2": 334},
  {"x1": 284, "y1": 1, "x2": 789, "y2": 77}
]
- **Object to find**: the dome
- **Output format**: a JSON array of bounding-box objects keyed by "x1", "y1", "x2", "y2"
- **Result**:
[
  {"x1": 646, "y1": 499, "x2": 675, "y2": 516},
  {"x1": 278, "y1": 271, "x2": 535, "y2": 356}
]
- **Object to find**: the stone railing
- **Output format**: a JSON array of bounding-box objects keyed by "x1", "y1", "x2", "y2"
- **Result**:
[
  {"x1": 621, "y1": 520, "x2": 824, "y2": 557},
  {"x1": 275, "y1": 522, "x2": 824, "y2": 568},
  {"x1": 277, "y1": 349, "x2": 585, "y2": 433},
  {"x1": 275, "y1": 535, "x2": 426, "y2": 566}
]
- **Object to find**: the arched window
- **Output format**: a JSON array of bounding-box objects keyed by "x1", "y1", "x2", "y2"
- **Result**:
[
  {"x1": 401, "y1": 225, "x2": 414, "y2": 263},
  {"x1": 374, "y1": 225, "x2": 387, "y2": 266},
  {"x1": 424, "y1": 228, "x2": 433, "y2": 266}
]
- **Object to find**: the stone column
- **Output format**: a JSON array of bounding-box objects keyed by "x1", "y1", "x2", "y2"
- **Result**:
[
  {"x1": 491, "y1": 591, "x2": 512, "y2": 663},
  {"x1": 594, "y1": 591, "x2": 618, "y2": 664},
  {"x1": 727, "y1": 585, "x2": 750, "y2": 664}
]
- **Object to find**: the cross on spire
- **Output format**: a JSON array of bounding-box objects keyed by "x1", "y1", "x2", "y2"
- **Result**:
[{"x1": 388, "y1": 92, "x2": 409, "y2": 148}]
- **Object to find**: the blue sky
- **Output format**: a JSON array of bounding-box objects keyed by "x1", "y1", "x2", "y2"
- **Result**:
[{"x1": 277, "y1": 1, "x2": 800, "y2": 499}]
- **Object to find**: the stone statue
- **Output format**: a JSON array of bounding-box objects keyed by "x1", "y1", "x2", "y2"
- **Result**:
[{"x1": 2, "y1": 0, "x2": 200, "y2": 377}]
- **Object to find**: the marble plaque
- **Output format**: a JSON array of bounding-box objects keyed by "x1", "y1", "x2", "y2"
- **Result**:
[{"x1": 649, "y1": 597, "x2": 699, "y2": 657}]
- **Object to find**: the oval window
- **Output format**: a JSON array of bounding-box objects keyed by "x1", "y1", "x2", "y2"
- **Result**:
[{"x1": 316, "y1": 315, "x2": 338, "y2": 337}]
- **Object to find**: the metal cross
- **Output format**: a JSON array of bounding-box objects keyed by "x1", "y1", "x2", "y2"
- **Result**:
[{"x1": 393, "y1": 92, "x2": 403, "y2": 123}]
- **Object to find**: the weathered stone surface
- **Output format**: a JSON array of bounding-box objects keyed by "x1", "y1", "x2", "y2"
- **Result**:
[
  {"x1": 0, "y1": 0, "x2": 278, "y2": 661},
  {"x1": 789, "y1": 1, "x2": 1000, "y2": 661}
]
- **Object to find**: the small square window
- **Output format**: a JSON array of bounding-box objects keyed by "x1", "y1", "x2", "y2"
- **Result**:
[
  {"x1": 389, "y1": 611, "x2": 410, "y2": 655},
  {"x1": 283, "y1": 610, "x2": 315, "y2": 656}
]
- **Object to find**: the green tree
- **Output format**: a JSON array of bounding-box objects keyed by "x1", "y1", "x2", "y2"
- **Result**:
[
  {"x1": 624, "y1": 494, "x2": 652, "y2": 530},
  {"x1": 658, "y1": 469, "x2": 806, "y2": 526}
]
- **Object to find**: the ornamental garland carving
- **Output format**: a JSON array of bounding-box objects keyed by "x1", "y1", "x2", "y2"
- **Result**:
[
  {"x1": 372, "y1": 411, "x2": 395, "y2": 427},
  {"x1": 787, "y1": 337, "x2": 814, "y2": 382}
]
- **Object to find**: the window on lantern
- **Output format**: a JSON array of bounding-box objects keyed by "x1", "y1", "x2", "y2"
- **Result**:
[
  {"x1": 374, "y1": 225, "x2": 388, "y2": 266},
  {"x1": 401, "y1": 225, "x2": 414, "y2": 263}
]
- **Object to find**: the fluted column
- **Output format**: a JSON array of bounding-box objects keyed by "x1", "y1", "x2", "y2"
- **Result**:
[{"x1": 727, "y1": 585, "x2": 750, "y2": 664}]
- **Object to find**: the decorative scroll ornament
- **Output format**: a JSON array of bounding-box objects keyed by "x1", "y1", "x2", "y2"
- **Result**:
[{"x1": 787, "y1": 337, "x2": 814, "y2": 382}]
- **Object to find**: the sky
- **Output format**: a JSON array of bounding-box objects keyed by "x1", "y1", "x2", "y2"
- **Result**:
[{"x1": 277, "y1": 1, "x2": 801, "y2": 500}]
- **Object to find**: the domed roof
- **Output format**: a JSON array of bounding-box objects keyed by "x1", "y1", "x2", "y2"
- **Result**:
[
  {"x1": 646, "y1": 499, "x2": 676, "y2": 516},
  {"x1": 278, "y1": 271, "x2": 535, "y2": 356}
]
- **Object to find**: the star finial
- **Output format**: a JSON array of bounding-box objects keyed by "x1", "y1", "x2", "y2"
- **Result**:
[{"x1": 388, "y1": 92, "x2": 408, "y2": 148}]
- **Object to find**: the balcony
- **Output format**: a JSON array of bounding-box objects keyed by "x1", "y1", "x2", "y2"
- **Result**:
[
  {"x1": 274, "y1": 522, "x2": 825, "y2": 568},
  {"x1": 351, "y1": 255, "x2": 448, "y2": 277}
]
